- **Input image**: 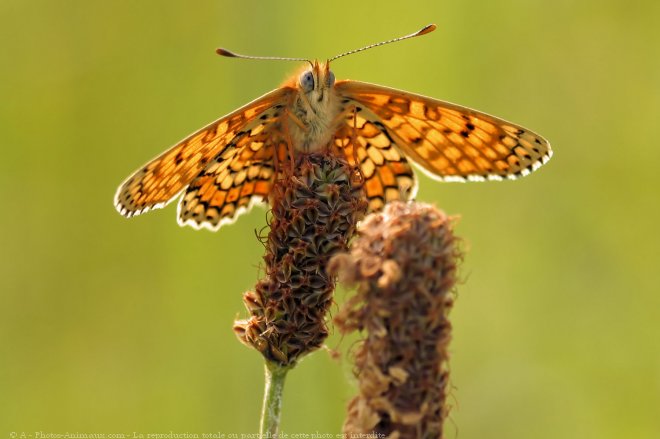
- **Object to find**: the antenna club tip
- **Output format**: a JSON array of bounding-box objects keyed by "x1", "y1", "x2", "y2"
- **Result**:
[
  {"x1": 216, "y1": 48, "x2": 236, "y2": 57},
  {"x1": 418, "y1": 24, "x2": 437, "y2": 36}
]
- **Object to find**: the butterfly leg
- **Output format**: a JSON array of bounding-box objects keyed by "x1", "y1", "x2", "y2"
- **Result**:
[
  {"x1": 349, "y1": 106, "x2": 365, "y2": 184},
  {"x1": 273, "y1": 138, "x2": 281, "y2": 176},
  {"x1": 329, "y1": 104, "x2": 365, "y2": 183},
  {"x1": 281, "y1": 111, "x2": 299, "y2": 174}
]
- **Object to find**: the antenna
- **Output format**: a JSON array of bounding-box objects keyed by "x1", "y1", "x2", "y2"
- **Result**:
[
  {"x1": 328, "y1": 24, "x2": 436, "y2": 62},
  {"x1": 216, "y1": 48, "x2": 314, "y2": 68}
]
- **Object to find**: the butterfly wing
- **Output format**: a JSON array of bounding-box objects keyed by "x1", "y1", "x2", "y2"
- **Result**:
[
  {"x1": 114, "y1": 87, "x2": 293, "y2": 218},
  {"x1": 335, "y1": 80, "x2": 552, "y2": 182},
  {"x1": 332, "y1": 115, "x2": 417, "y2": 212},
  {"x1": 178, "y1": 133, "x2": 289, "y2": 231}
]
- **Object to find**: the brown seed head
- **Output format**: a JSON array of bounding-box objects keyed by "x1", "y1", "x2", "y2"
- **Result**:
[
  {"x1": 234, "y1": 152, "x2": 368, "y2": 366},
  {"x1": 330, "y1": 201, "x2": 461, "y2": 438}
]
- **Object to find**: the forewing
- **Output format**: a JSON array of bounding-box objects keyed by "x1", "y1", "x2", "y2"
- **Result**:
[
  {"x1": 336, "y1": 80, "x2": 552, "y2": 182},
  {"x1": 114, "y1": 87, "x2": 292, "y2": 217},
  {"x1": 332, "y1": 114, "x2": 417, "y2": 212}
]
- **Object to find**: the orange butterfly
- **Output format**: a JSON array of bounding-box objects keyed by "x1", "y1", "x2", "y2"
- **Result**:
[{"x1": 115, "y1": 24, "x2": 551, "y2": 231}]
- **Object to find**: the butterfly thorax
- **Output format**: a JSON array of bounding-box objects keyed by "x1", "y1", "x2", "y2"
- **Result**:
[{"x1": 286, "y1": 61, "x2": 342, "y2": 152}]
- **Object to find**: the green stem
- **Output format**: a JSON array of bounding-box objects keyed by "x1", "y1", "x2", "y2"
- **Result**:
[{"x1": 260, "y1": 362, "x2": 289, "y2": 438}]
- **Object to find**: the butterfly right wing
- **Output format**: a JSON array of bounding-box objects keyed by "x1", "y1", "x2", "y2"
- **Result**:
[
  {"x1": 332, "y1": 113, "x2": 417, "y2": 213},
  {"x1": 336, "y1": 80, "x2": 552, "y2": 182},
  {"x1": 114, "y1": 87, "x2": 293, "y2": 218}
]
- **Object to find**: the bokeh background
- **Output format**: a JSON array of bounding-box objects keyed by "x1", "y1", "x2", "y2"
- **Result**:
[{"x1": 2, "y1": 0, "x2": 659, "y2": 437}]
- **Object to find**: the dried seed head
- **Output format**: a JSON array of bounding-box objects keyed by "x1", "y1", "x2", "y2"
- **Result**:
[
  {"x1": 234, "y1": 153, "x2": 368, "y2": 366},
  {"x1": 330, "y1": 201, "x2": 460, "y2": 438}
]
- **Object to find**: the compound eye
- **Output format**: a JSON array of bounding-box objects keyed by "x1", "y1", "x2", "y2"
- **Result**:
[
  {"x1": 327, "y1": 70, "x2": 335, "y2": 87},
  {"x1": 299, "y1": 70, "x2": 314, "y2": 92}
]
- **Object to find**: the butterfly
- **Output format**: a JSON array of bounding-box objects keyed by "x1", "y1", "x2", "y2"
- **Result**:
[{"x1": 114, "y1": 24, "x2": 551, "y2": 231}]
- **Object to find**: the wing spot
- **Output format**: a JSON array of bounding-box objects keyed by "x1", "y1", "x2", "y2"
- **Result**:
[
  {"x1": 424, "y1": 106, "x2": 439, "y2": 120},
  {"x1": 203, "y1": 131, "x2": 216, "y2": 142}
]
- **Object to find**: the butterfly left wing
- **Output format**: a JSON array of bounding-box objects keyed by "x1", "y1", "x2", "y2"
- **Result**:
[
  {"x1": 335, "y1": 80, "x2": 552, "y2": 182},
  {"x1": 114, "y1": 87, "x2": 292, "y2": 218},
  {"x1": 178, "y1": 135, "x2": 289, "y2": 231}
]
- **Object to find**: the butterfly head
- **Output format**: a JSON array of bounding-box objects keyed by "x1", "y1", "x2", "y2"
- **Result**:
[
  {"x1": 288, "y1": 61, "x2": 341, "y2": 152},
  {"x1": 298, "y1": 61, "x2": 335, "y2": 99}
]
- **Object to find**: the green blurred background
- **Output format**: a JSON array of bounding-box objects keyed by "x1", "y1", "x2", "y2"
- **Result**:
[{"x1": 2, "y1": 0, "x2": 659, "y2": 437}]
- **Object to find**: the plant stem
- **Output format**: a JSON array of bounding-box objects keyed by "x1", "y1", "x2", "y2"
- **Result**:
[{"x1": 260, "y1": 362, "x2": 289, "y2": 438}]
